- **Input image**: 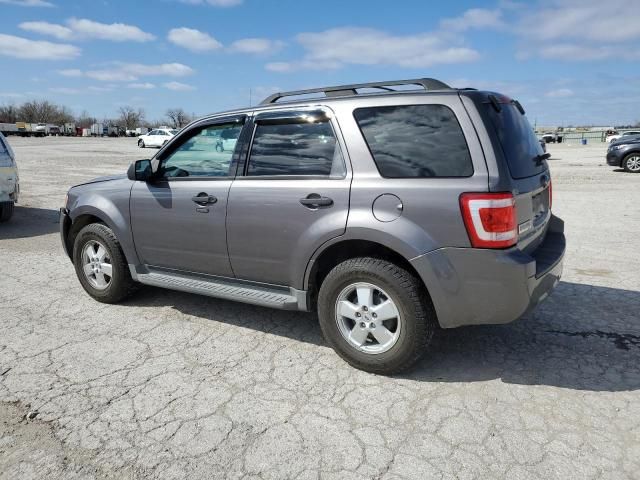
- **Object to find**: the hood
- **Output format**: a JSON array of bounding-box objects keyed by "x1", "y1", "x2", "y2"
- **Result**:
[{"x1": 72, "y1": 174, "x2": 127, "y2": 187}]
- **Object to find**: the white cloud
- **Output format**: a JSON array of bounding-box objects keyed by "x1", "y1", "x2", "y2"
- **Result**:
[
  {"x1": 0, "y1": 0, "x2": 53, "y2": 6},
  {"x1": 515, "y1": 0, "x2": 640, "y2": 61},
  {"x1": 19, "y1": 18, "x2": 154, "y2": 42},
  {"x1": 0, "y1": 34, "x2": 80, "y2": 60},
  {"x1": 67, "y1": 18, "x2": 155, "y2": 42},
  {"x1": 163, "y1": 81, "x2": 195, "y2": 91},
  {"x1": 49, "y1": 87, "x2": 81, "y2": 94},
  {"x1": 440, "y1": 8, "x2": 504, "y2": 31},
  {"x1": 545, "y1": 88, "x2": 574, "y2": 98},
  {"x1": 178, "y1": 0, "x2": 242, "y2": 6},
  {"x1": 19, "y1": 21, "x2": 73, "y2": 39},
  {"x1": 71, "y1": 63, "x2": 194, "y2": 82},
  {"x1": 267, "y1": 27, "x2": 480, "y2": 72},
  {"x1": 127, "y1": 82, "x2": 155, "y2": 89},
  {"x1": 230, "y1": 38, "x2": 284, "y2": 54},
  {"x1": 57, "y1": 68, "x2": 83, "y2": 77},
  {"x1": 167, "y1": 28, "x2": 222, "y2": 52}
]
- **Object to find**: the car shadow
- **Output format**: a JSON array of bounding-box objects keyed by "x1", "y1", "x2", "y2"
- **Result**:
[
  {"x1": 123, "y1": 280, "x2": 640, "y2": 392},
  {"x1": 0, "y1": 206, "x2": 59, "y2": 239}
]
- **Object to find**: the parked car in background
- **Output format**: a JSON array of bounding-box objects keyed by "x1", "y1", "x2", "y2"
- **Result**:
[
  {"x1": 137, "y1": 128, "x2": 179, "y2": 148},
  {"x1": 541, "y1": 132, "x2": 557, "y2": 143},
  {"x1": 607, "y1": 136, "x2": 640, "y2": 172},
  {"x1": 0, "y1": 132, "x2": 19, "y2": 222},
  {"x1": 607, "y1": 130, "x2": 640, "y2": 143},
  {"x1": 60, "y1": 77, "x2": 565, "y2": 374}
]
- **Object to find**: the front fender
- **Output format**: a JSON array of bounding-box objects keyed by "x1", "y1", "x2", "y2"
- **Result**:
[{"x1": 67, "y1": 182, "x2": 139, "y2": 265}]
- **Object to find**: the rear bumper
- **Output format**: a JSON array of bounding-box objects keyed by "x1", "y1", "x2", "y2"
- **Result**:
[
  {"x1": 0, "y1": 167, "x2": 18, "y2": 202},
  {"x1": 411, "y1": 214, "x2": 565, "y2": 328},
  {"x1": 60, "y1": 207, "x2": 72, "y2": 259}
]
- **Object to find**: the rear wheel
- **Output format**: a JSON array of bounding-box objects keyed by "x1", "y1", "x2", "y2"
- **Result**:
[
  {"x1": 72, "y1": 223, "x2": 138, "y2": 303},
  {"x1": 623, "y1": 153, "x2": 640, "y2": 173},
  {"x1": 0, "y1": 201, "x2": 14, "y2": 222},
  {"x1": 317, "y1": 257, "x2": 436, "y2": 374}
]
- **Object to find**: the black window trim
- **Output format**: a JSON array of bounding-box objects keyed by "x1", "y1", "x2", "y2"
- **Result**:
[
  {"x1": 240, "y1": 110, "x2": 347, "y2": 180},
  {"x1": 152, "y1": 114, "x2": 248, "y2": 181},
  {"x1": 353, "y1": 103, "x2": 475, "y2": 180}
]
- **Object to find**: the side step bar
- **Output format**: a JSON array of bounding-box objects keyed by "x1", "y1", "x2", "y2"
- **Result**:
[{"x1": 133, "y1": 268, "x2": 308, "y2": 311}]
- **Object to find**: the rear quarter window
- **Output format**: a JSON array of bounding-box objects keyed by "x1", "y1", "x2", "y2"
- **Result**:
[{"x1": 353, "y1": 104, "x2": 473, "y2": 178}]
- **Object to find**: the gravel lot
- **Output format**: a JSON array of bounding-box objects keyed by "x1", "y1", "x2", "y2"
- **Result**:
[{"x1": 1, "y1": 136, "x2": 639, "y2": 479}]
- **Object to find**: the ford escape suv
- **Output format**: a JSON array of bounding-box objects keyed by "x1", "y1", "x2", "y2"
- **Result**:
[{"x1": 60, "y1": 78, "x2": 565, "y2": 374}]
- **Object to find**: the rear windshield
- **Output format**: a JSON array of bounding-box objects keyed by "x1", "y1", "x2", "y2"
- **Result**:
[{"x1": 486, "y1": 102, "x2": 545, "y2": 179}]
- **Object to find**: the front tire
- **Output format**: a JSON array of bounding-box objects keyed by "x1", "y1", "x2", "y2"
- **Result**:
[
  {"x1": 72, "y1": 223, "x2": 138, "y2": 303},
  {"x1": 623, "y1": 153, "x2": 640, "y2": 173},
  {"x1": 0, "y1": 201, "x2": 14, "y2": 222},
  {"x1": 138, "y1": 139, "x2": 145, "y2": 148},
  {"x1": 317, "y1": 257, "x2": 436, "y2": 375}
]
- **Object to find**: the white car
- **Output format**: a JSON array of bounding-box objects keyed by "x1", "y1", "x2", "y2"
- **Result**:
[
  {"x1": 138, "y1": 128, "x2": 179, "y2": 148},
  {"x1": 607, "y1": 131, "x2": 640, "y2": 143},
  {"x1": 0, "y1": 132, "x2": 19, "y2": 222}
]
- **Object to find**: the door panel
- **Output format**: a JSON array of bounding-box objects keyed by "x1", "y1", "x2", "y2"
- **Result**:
[
  {"x1": 226, "y1": 110, "x2": 351, "y2": 288},
  {"x1": 226, "y1": 178, "x2": 350, "y2": 287},
  {"x1": 131, "y1": 180, "x2": 233, "y2": 276}
]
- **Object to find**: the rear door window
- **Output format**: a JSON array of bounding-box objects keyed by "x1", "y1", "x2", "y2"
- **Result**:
[
  {"x1": 247, "y1": 120, "x2": 345, "y2": 177},
  {"x1": 353, "y1": 104, "x2": 473, "y2": 178}
]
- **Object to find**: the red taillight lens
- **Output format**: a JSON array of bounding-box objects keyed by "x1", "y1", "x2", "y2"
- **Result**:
[
  {"x1": 460, "y1": 193, "x2": 517, "y2": 248},
  {"x1": 548, "y1": 179, "x2": 552, "y2": 210}
]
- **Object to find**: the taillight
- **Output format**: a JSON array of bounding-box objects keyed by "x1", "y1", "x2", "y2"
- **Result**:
[
  {"x1": 548, "y1": 179, "x2": 553, "y2": 210},
  {"x1": 460, "y1": 192, "x2": 517, "y2": 249}
]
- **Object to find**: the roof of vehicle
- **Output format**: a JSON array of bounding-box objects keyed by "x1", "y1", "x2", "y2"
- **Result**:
[{"x1": 193, "y1": 77, "x2": 486, "y2": 125}]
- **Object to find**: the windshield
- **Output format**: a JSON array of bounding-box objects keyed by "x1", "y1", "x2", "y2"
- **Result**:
[{"x1": 486, "y1": 102, "x2": 546, "y2": 179}]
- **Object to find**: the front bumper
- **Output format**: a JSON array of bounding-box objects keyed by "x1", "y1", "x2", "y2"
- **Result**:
[
  {"x1": 0, "y1": 166, "x2": 18, "y2": 203},
  {"x1": 60, "y1": 207, "x2": 72, "y2": 258},
  {"x1": 411, "y1": 214, "x2": 566, "y2": 329},
  {"x1": 606, "y1": 150, "x2": 623, "y2": 167}
]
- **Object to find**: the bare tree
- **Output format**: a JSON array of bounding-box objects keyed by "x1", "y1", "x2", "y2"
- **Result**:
[
  {"x1": 118, "y1": 106, "x2": 145, "y2": 130},
  {"x1": 19, "y1": 100, "x2": 61, "y2": 123},
  {"x1": 0, "y1": 103, "x2": 19, "y2": 123},
  {"x1": 165, "y1": 108, "x2": 190, "y2": 128},
  {"x1": 76, "y1": 110, "x2": 96, "y2": 129}
]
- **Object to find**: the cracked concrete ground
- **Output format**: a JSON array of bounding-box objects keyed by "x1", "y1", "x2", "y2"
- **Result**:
[{"x1": 1, "y1": 136, "x2": 639, "y2": 479}]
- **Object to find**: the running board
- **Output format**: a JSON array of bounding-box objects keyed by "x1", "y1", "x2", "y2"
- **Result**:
[{"x1": 134, "y1": 269, "x2": 307, "y2": 311}]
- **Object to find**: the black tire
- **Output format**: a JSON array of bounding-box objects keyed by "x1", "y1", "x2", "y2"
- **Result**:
[
  {"x1": 622, "y1": 153, "x2": 640, "y2": 173},
  {"x1": 0, "y1": 201, "x2": 14, "y2": 222},
  {"x1": 72, "y1": 223, "x2": 138, "y2": 303},
  {"x1": 138, "y1": 139, "x2": 145, "y2": 148},
  {"x1": 317, "y1": 257, "x2": 436, "y2": 375}
]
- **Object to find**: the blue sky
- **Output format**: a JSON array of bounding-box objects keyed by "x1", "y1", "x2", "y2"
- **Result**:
[{"x1": 0, "y1": 0, "x2": 638, "y2": 126}]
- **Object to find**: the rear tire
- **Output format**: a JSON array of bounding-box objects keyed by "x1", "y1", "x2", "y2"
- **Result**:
[
  {"x1": 317, "y1": 257, "x2": 436, "y2": 375},
  {"x1": 623, "y1": 153, "x2": 640, "y2": 173},
  {"x1": 72, "y1": 223, "x2": 138, "y2": 303},
  {"x1": 0, "y1": 201, "x2": 14, "y2": 222}
]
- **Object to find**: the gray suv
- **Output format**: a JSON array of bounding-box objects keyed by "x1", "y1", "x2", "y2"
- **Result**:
[{"x1": 60, "y1": 78, "x2": 565, "y2": 374}]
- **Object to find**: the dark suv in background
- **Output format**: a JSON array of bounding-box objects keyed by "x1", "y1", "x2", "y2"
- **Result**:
[
  {"x1": 607, "y1": 136, "x2": 640, "y2": 173},
  {"x1": 60, "y1": 78, "x2": 565, "y2": 374}
]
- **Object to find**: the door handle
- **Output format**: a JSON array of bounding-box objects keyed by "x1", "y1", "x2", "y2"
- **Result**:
[
  {"x1": 192, "y1": 193, "x2": 218, "y2": 205},
  {"x1": 300, "y1": 194, "x2": 333, "y2": 209}
]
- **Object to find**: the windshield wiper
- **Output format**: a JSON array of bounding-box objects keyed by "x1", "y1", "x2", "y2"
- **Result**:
[{"x1": 534, "y1": 152, "x2": 551, "y2": 166}]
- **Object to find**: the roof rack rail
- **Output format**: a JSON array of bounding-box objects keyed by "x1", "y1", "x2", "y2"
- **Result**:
[{"x1": 259, "y1": 78, "x2": 451, "y2": 105}]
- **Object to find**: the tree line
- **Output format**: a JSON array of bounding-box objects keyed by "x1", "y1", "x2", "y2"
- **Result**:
[{"x1": 0, "y1": 100, "x2": 194, "y2": 130}]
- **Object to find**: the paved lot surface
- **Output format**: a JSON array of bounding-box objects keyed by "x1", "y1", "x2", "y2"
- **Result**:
[{"x1": 1, "y1": 136, "x2": 639, "y2": 479}]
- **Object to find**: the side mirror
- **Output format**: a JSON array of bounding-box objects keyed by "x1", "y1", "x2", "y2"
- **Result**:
[{"x1": 127, "y1": 159, "x2": 153, "y2": 182}]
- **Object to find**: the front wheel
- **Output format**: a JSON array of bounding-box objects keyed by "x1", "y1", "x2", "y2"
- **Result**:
[
  {"x1": 72, "y1": 223, "x2": 138, "y2": 303},
  {"x1": 623, "y1": 153, "x2": 640, "y2": 173},
  {"x1": 138, "y1": 139, "x2": 145, "y2": 148},
  {"x1": 0, "y1": 201, "x2": 14, "y2": 222},
  {"x1": 317, "y1": 257, "x2": 436, "y2": 374}
]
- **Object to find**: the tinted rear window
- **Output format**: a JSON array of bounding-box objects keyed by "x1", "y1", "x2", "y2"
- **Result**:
[
  {"x1": 353, "y1": 105, "x2": 473, "y2": 178},
  {"x1": 486, "y1": 102, "x2": 545, "y2": 179}
]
